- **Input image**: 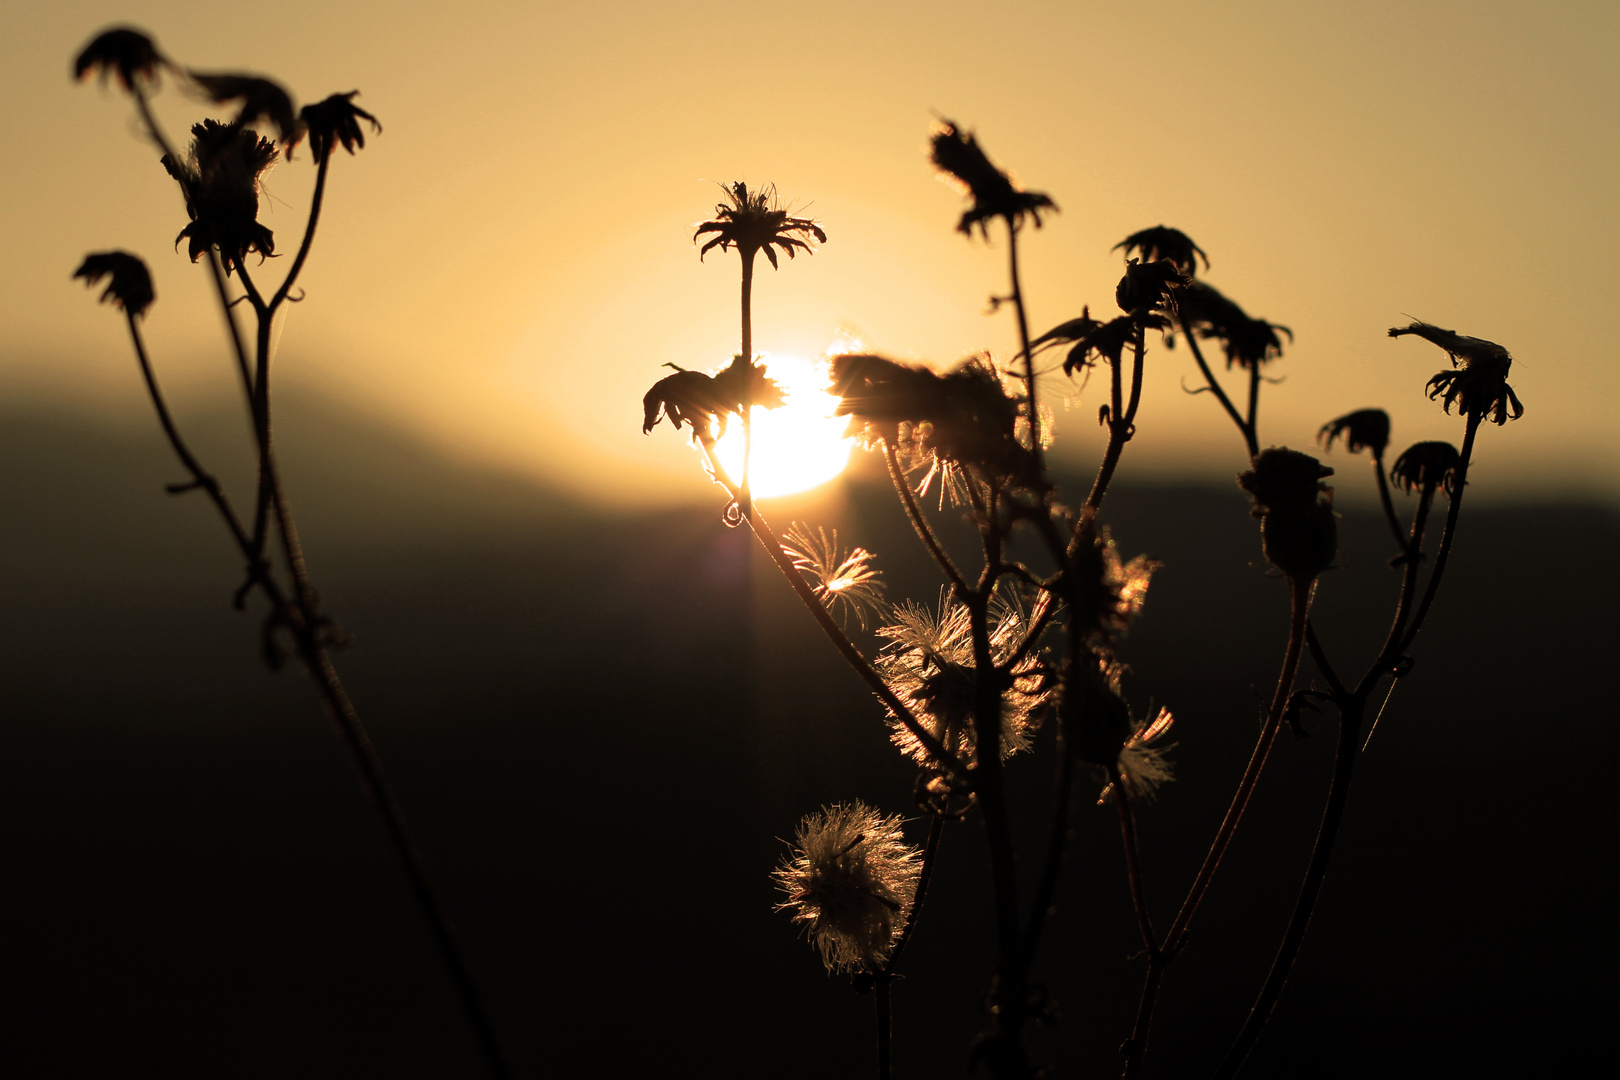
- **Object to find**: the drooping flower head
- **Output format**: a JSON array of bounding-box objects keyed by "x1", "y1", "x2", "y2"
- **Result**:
[
  {"x1": 1389, "y1": 441, "x2": 1462, "y2": 496},
  {"x1": 1175, "y1": 280, "x2": 1291, "y2": 369},
  {"x1": 1035, "y1": 307, "x2": 1136, "y2": 379},
  {"x1": 296, "y1": 91, "x2": 381, "y2": 160},
  {"x1": 187, "y1": 72, "x2": 301, "y2": 145},
  {"x1": 162, "y1": 119, "x2": 279, "y2": 272},
  {"x1": 773, "y1": 802, "x2": 922, "y2": 973},
  {"x1": 74, "y1": 27, "x2": 167, "y2": 91},
  {"x1": 930, "y1": 120, "x2": 1056, "y2": 239},
  {"x1": 873, "y1": 590, "x2": 1049, "y2": 766},
  {"x1": 1388, "y1": 320, "x2": 1524, "y2": 426},
  {"x1": 641, "y1": 359, "x2": 785, "y2": 442},
  {"x1": 1318, "y1": 409, "x2": 1391, "y2": 457},
  {"x1": 1239, "y1": 448, "x2": 1337, "y2": 581},
  {"x1": 1113, "y1": 226, "x2": 1209, "y2": 277},
  {"x1": 73, "y1": 251, "x2": 155, "y2": 319},
  {"x1": 782, "y1": 523, "x2": 886, "y2": 629},
  {"x1": 1115, "y1": 259, "x2": 1187, "y2": 318},
  {"x1": 694, "y1": 182, "x2": 825, "y2": 269}
]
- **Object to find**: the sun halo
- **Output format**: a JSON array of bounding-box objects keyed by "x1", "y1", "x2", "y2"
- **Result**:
[{"x1": 713, "y1": 353, "x2": 853, "y2": 498}]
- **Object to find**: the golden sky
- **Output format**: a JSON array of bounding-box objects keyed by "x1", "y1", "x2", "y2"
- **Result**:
[{"x1": 6, "y1": 0, "x2": 1618, "y2": 505}]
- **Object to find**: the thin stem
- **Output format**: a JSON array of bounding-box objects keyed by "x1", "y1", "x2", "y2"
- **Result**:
[
  {"x1": 1005, "y1": 220, "x2": 1044, "y2": 477},
  {"x1": 1179, "y1": 314, "x2": 1255, "y2": 457},
  {"x1": 1021, "y1": 751, "x2": 1078, "y2": 959},
  {"x1": 1111, "y1": 767, "x2": 1158, "y2": 956},
  {"x1": 1163, "y1": 576, "x2": 1312, "y2": 952},
  {"x1": 1246, "y1": 363, "x2": 1262, "y2": 446},
  {"x1": 270, "y1": 150, "x2": 332, "y2": 314},
  {"x1": 1086, "y1": 324, "x2": 1147, "y2": 511},
  {"x1": 884, "y1": 442, "x2": 969, "y2": 596},
  {"x1": 1214, "y1": 696, "x2": 1365, "y2": 1079},
  {"x1": 700, "y1": 441, "x2": 969, "y2": 779},
  {"x1": 739, "y1": 249, "x2": 756, "y2": 517},
  {"x1": 886, "y1": 809, "x2": 947, "y2": 974},
  {"x1": 1371, "y1": 450, "x2": 1407, "y2": 554},
  {"x1": 1121, "y1": 954, "x2": 1168, "y2": 1080},
  {"x1": 1396, "y1": 413, "x2": 1482, "y2": 656},
  {"x1": 204, "y1": 251, "x2": 256, "y2": 404},
  {"x1": 876, "y1": 976, "x2": 893, "y2": 1080},
  {"x1": 1303, "y1": 621, "x2": 1345, "y2": 697},
  {"x1": 130, "y1": 84, "x2": 180, "y2": 164}
]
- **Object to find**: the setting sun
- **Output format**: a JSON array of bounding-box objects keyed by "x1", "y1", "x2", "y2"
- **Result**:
[{"x1": 713, "y1": 353, "x2": 853, "y2": 498}]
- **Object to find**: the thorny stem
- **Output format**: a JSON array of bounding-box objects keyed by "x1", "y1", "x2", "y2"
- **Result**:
[
  {"x1": 1123, "y1": 575, "x2": 1313, "y2": 1076},
  {"x1": 700, "y1": 441, "x2": 969, "y2": 780},
  {"x1": 1213, "y1": 696, "x2": 1365, "y2": 1079},
  {"x1": 1180, "y1": 314, "x2": 1256, "y2": 458},
  {"x1": 1005, "y1": 220, "x2": 1044, "y2": 478},
  {"x1": 885, "y1": 441, "x2": 969, "y2": 596}
]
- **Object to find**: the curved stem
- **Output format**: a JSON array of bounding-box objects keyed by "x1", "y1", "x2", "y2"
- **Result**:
[
  {"x1": 1396, "y1": 413, "x2": 1482, "y2": 656},
  {"x1": 204, "y1": 252, "x2": 256, "y2": 404},
  {"x1": 1214, "y1": 696, "x2": 1365, "y2": 1079},
  {"x1": 1086, "y1": 324, "x2": 1147, "y2": 511},
  {"x1": 884, "y1": 442, "x2": 969, "y2": 596},
  {"x1": 270, "y1": 150, "x2": 332, "y2": 314},
  {"x1": 1371, "y1": 451, "x2": 1407, "y2": 554},
  {"x1": 1179, "y1": 314, "x2": 1255, "y2": 457},
  {"x1": 131, "y1": 85, "x2": 180, "y2": 164},
  {"x1": 1111, "y1": 766, "x2": 1158, "y2": 956},
  {"x1": 1005, "y1": 221, "x2": 1044, "y2": 477}
]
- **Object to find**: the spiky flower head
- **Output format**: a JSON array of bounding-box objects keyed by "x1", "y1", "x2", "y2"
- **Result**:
[
  {"x1": 930, "y1": 120, "x2": 1056, "y2": 239},
  {"x1": 296, "y1": 91, "x2": 382, "y2": 160},
  {"x1": 73, "y1": 251, "x2": 155, "y2": 319},
  {"x1": 1318, "y1": 409, "x2": 1391, "y2": 457},
  {"x1": 694, "y1": 182, "x2": 825, "y2": 269},
  {"x1": 1389, "y1": 441, "x2": 1462, "y2": 496},
  {"x1": 74, "y1": 27, "x2": 166, "y2": 91},
  {"x1": 1239, "y1": 448, "x2": 1337, "y2": 581},
  {"x1": 874, "y1": 591, "x2": 1048, "y2": 766},
  {"x1": 782, "y1": 523, "x2": 885, "y2": 629},
  {"x1": 641, "y1": 358, "x2": 785, "y2": 442},
  {"x1": 773, "y1": 802, "x2": 922, "y2": 973},
  {"x1": 1114, "y1": 226, "x2": 1209, "y2": 277},
  {"x1": 162, "y1": 119, "x2": 278, "y2": 272},
  {"x1": 1388, "y1": 320, "x2": 1523, "y2": 426},
  {"x1": 1175, "y1": 280, "x2": 1291, "y2": 369}
]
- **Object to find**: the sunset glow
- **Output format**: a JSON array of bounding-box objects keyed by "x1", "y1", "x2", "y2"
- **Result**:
[{"x1": 713, "y1": 353, "x2": 853, "y2": 498}]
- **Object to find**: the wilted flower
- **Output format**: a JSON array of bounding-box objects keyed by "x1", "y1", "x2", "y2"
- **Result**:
[
  {"x1": 694, "y1": 182, "x2": 825, "y2": 269},
  {"x1": 74, "y1": 27, "x2": 166, "y2": 91},
  {"x1": 773, "y1": 802, "x2": 922, "y2": 973},
  {"x1": 1318, "y1": 409, "x2": 1391, "y2": 457},
  {"x1": 641, "y1": 359, "x2": 785, "y2": 441},
  {"x1": 1034, "y1": 306, "x2": 1146, "y2": 378},
  {"x1": 188, "y1": 72, "x2": 300, "y2": 145},
  {"x1": 1114, "y1": 226, "x2": 1209, "y2": 277},
  {"x1": 1389, "y1": 321, "x2": 1523, "y2": 425},
  {"x1": 1389, "y1": 441, "x2": 1462, "y2": 496},
  {"x1": 874, "y1": 591, "x2": 1048, "y2": 766},
  {"x1": 1239, "y1": 448, "x2": 1337, "y2": 581},
  {"x1": 1115, "y1": 259, "x2": 1187, "y2": 317},
  {"x1": 930, "y1": 120, "x2": 1056, "y2": 238},
  {"x1": 830, "y1": 353, "x2": 1033, "y2": 485},
  {"x1": 782, "y1": 523, "x2": 885, "y2": 629},
  {"x1": 1069, "y1": 526, "x2": 1159, "y2": 645},
  {"x1": 296, "y1": 91, "x2": 381, "y2": 160},
  {"x1": 73, "y1": 251, "x2": 155, "y2": 319},
  {"x1": 162, "y1": 119, "x2": 278, "y2": 271},
  {"x1": 1095, "y1": 703, "x2": 1176, "y2": 804},
  {"x1": 1175, "y1": 280, "x2": 1291, "y2": 369}
]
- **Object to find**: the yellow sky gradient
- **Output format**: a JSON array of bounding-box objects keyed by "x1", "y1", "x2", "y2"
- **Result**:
[{"x1": 5, "y1": 0, "x2": 1617, "y2": 506}]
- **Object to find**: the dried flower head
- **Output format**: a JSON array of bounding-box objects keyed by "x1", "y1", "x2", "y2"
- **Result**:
[
  {"x1": 1389, "y1": 441, "x2": 1462, "y2": 496},
  {"x1": 1069, "y1": 526, "x2": 1159, "y2": 645},
  {"x1": 782, "y1": 523, "x2": 886, "y2": 629},
  {"x1": 1318, "y1": 409, "x2": 1391, "y2": 457},
  {"x1": 773, "y1": 802, "x2": 922, "y2": 973},
  {"x1": 1115, "y1": 259, "x2": 1187, "y2": 317},
  {"x1": 1114, "y1": 226, "x2": 1209, "y2": 277},
  {"x1": 1033, "y1": 307, "x2": 1149, "y2": 378},
  {"x1": 1389, "y1": 321, "x2": 1523, "y2": 425},
  {"x1": 162, "y1": 119, "x2": 279, "y2": 271},
  {"x1": 1239, "y1": 448, "x2": 1337, "y2": 581},
  {"x1": 874, "y1": 591, "x2": 1048, "y2": 766},
  {"x1": 187, "y1": 72, "x2": 301, "y2": 145},
  {"x1": 73, "y1": 251, "x2": 155, "y2": 319},
  {"x1": 1099, "y1": 706, "x2": 1176, "y2": 804},
  {"x1": 694, "y1": 182, "x2": 825, "y2": 269},
  {"x1": 641, "y1": 359, "x2": 785, "y2": 441},
  {"x1": 930, "y1": 120, "x2": 1056, "y2": 238},
  {"x1": 74, "y1": 27, "x2": 166, "y2": 91},
  {"x1": 1175, "y1": 280, "x2": 1291, "y2": 369},
  {"x1": 297, "y1": 91, "x2": 381, "y2": 160}
]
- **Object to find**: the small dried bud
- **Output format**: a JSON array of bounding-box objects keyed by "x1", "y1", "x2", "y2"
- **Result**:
[
  {"x1": 73, "y1": 251, "x2": 155, "y2": 318},
  {"x1": 1318, "y1": 409, "x2": 1391, "y2": 457},
  {"x1": 1389, "y1": 441, "x2": 1462, "y2": 496},
  {"x1": 1115, "y1": 259, "x2": 1186, "y2": 316},
  {"x1": 1239, "y1": 448, "x2": 1337, "y2": 580}
]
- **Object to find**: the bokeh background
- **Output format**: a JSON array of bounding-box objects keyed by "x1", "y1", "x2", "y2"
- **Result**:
[{"x1": 4, "y1": 1, "x2": 1617, "y2": 1076}]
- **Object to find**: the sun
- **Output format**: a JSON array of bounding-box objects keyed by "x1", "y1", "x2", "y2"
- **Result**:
[{"x1": 713, "y1": 353, "x2": 853, "y2": 498}]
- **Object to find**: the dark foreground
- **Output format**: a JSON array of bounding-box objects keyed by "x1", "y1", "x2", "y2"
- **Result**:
[{"x1": 3, "y1": 401, "x2": 1614, "y2": 1077}]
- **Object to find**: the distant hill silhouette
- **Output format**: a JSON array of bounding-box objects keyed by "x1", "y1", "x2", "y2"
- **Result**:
[{"x1": 2, "y1": 400, "x2": 1614, "y2": 1077}]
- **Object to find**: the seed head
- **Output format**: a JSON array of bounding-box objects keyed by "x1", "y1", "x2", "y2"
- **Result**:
[
  {"x1": 1389, "y1": 321, "x2": 1523, "y2": 425},
  {"x1": 296, "y1": 91, "x2": 381, "y2": 160},
  {"x1": 162, "y1": 119, "x2": 279, "y2": 272},
  {"x1": 782, "y1": 523, "x2": 885, "y2": 629},
  {"x1": 773, "y1": 802, "x2": 922, "y2": 973}
]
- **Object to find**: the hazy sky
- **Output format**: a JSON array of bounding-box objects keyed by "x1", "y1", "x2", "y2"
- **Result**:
[{"x1": 5, "y1": 0, "x2": 1617, "y2": 505}]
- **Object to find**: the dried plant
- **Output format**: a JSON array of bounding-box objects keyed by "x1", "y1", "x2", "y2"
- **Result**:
[{"x1": 643, "y1": 118, "x2": 1520, "y2": 1078}]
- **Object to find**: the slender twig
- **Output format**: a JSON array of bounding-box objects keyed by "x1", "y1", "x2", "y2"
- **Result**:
[
  {"x1": 1179, "y1": 314, "x2": 1255, "y2": 457},
  {"x1": 1245, "y1": 363, "x2": 1262, "y2": 447},
  {"x1": 1370, "y1": 450, "x2": 1407, "y2": 554},
  {"x1": 1005, "y1": 219, "x2": 1044, "y2": 478},
  {"x1": 1111, "y1": 766, "x2": 1158, "y2": 956},
  {"x1": 269, "y1": 150, "x2": 333, "y2": 313},
  {"x1": 1021, "y1": 751, "x2": 1078, "y2": 959},
  {"x1": 1086, "y1": 323, "x2": 1147, "y2": 511},
  {"x1": 1396, "y1": 413, "x2": 1482, "y2": 657},
  {"x1": 884, "y1": 442, "x2": 969, "y2": 596},
  {"x1": 874, "y1": 807, "x2": 947, "y2": 1080}
]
